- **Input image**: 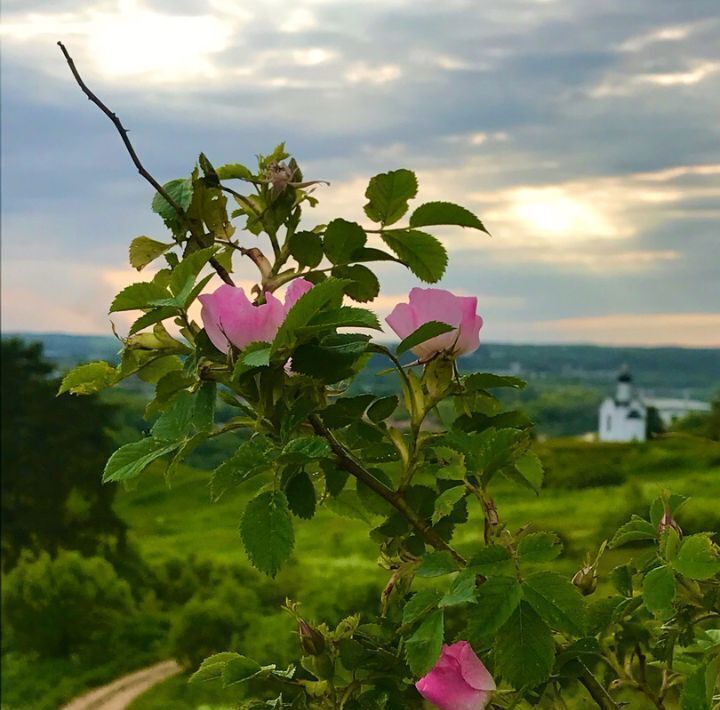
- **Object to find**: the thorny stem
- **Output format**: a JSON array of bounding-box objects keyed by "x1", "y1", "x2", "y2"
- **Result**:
[
  {"x1": 57, "y1": 41, "x2": 235, "y2": 287},
  {"x1": 578, "y1": 664, "x2": 620, "y2": 710},
  {"x1": 309, "y1": 414, "x2": 466, "y2": 566}
]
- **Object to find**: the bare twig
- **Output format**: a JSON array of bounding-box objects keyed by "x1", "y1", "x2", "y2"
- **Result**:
[{"x1": 56, "y1": 41, "x2": 234, "y2": 286}]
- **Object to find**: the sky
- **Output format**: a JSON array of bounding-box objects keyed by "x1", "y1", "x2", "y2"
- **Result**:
[{"x1": 1, "y1": 0, "x2": 719, "y2": 346}]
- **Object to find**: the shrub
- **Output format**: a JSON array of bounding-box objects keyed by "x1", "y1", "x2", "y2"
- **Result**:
[
  {"x1": 2, "y1": 550, "x2": 135, "y2": 656},
  {"x1": 169, "y1": 581, "x2": 259, "y2": 670}
]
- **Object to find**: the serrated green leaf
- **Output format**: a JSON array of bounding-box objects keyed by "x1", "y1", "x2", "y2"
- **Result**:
[
  {"x1": 128, "y1": 307, "x2": 178, "y2": 336},
  {"x1": 281, "y1": 436, "x2": 331, "y2": 463},
  {"x1": 102, "y1": 438, "x2": 180, "y2": 483},
  {"x1": 609, "y1": 515, "x2": 656, "y2": 549},
  {"x1": 110, "y1": 281, "x2": 170, "y2": 312},
  {"x1": 152, "y1": 178, "x2": 193, "y2": 233},
  {"x1": 190, "y1": 652, "x2": 244, "y2": 684},
  {"x1": 610, "y1": 564, "x2": 634, "y2": 597},
  {"x1": 58, "y1": 361, "x2": 117, "y2": 395},
  {"x1": 151, "y1": 390, "x2": 195, "y2": 442},
  {"x1": 325, "y1": 490, "x2": 374, "y2": 524},
  {"x1": 289, "y1": 230, "x2": 323, "y2": 268},
  {"x1": 193, "y1": 381, "x2": 216, "y2": 432},
  {"x1": 367, "y1": 395, "x2": 399, "y2": 423},
  {"x1": 129, "y1": 236, "x2": 174, "y2": 271},
  {"x1": 495, "y1": 602, "x2": 554, "y2": 689},
  {"x1": 396, "y1": 321, "x2": 455, "y2": 357},
  {"x1": 216, "y1": 163, "x2": 254, "y2": 181},
  {"x1": 672, "y1": 534, "x2": 720, "y2": 580},
  {"x1": 405, "y1": 609, "x2": 444, "y2": 676},
  {"x1": 409, "y1": 201, "x2": 489, "y2": 233},
  {"x1": 222, "y1": 655, "x2": 263, "y2": 687},
  {"x1": 416, "y1": 551, "x2": 460, "y2": 578},
  {"x1": 439, "y1": 568, "x2": 477, "y2": 607},
  {"x1": 300, "y1": 307, "x2": 381, "y2": 333},
  {"x1": 517, "y1": 532, "x2": 562, "y2": 563},
  {"x1": 466, "y1": 576, "x2": 522, "y2": 640},
  {"x1": 169, "y1": 246, "x2": 217, "y2": 302},
  {"x1": 432, "y1": 486, "x2": 466, "y2": 525},
  {"x1": 240, "y1": 491, "x2": 294, "y2": 577},
  {"x1": 467, "y1": 546, "x2": 515, "y2": 577},
  {"x1": 332, "y1": 264, "x2": 379, "y2": 303},
  {"x1": 272, "y1": 278, "x2": 349, "y2": 354},
  {"x1": 323, "y1": 219, "x2": 367, "y2": 264},
  {"x1": 380, "y1": 230, "x2": 447, "y2": 283},
  {"x1": 285, "y1": 471, "x2": 316, "y2": 520},
  {"x1": 680, "y1": 657, "x2": 719, "y2": 710},
  {"x1": 210, "y1": 437, "x2": 277, "y2": 501},
  {"x1": 522, "y1": 571, "x2": 586, "y2": 636},
  {"x1": 643, "y1": 565, "x2": 676, "y2": 617},
  {"x1": 364, "y1": 169, "x2": 418, "y2": 226},
  {"x1": 403, "y1": 590, "x2": 442, "y2": 627},
  {"x1": 513, "y1": 451, "x2": 544, "y2": 494}
]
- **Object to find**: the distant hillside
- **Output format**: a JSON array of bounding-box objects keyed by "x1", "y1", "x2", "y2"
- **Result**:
[{"x1": 4, "y1": 332, "x2": 718, "y2": 400}]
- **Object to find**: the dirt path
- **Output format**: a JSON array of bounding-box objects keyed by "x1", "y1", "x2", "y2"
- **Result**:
[{"x1": 61, "y1": 660, "x2": 182, "y2": 710}]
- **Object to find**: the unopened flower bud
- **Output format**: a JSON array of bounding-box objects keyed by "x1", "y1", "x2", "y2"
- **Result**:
[
  {"x1": 265, "y1": 161, "x2": 295, "y2": 193},
  {"x1": 572, "y1": 565, "x2": 598, "y2": 596},
  {"x1": 657, "y1": 508, "x2": 682, "y2": 538},
  {"x1": 298, "y1": 619, "x2": 325, "y2": 656}
]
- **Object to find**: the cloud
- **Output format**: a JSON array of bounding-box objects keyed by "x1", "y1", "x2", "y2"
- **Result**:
[{"x1": 1, "y1": 0, "x2": 719, "y2": 346}]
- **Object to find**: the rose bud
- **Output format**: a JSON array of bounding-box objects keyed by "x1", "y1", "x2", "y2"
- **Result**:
[
  {"x1": 298, "y1": 619, "x2": 325, "y2": 656},
  {"x1": 386, "y1": 288, "x2": 483, "y2": 362},
  {"x1": 416, "y1": 641, "x2": 495, "y2": 710},
  {"x1": 572, "y1": 565, "x2": 598, "y2": 596},
  {"x1": 657, "y1": 508, "x2": 682, "y2": 538},
  {"x1": 199, "y1": 278, "x2": 312, "y2": 353}
]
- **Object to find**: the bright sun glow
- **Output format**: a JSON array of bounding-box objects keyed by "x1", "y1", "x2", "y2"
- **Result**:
[
  {"x1": 1, "y1": 0, "x2": 236, "y2": 82},
  {"x1": 508, "y1": 187, "x2": 620, "y2": 239}
]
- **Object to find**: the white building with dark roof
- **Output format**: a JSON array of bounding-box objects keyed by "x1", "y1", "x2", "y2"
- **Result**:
[
  {"x1": 598, "y1": 368, "x2": 647, "y2": 442},
  {"x1": 598, "y1": 367, "x2": 711, "y2": 442}
]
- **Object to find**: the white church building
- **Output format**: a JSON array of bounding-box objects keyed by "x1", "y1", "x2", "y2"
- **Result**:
[
  {"x1": 598, "y1": 367, "x2": 711, "y2": 442},
  {"x1": 599, "y1": 369, "x2": 647, "y2": 442}
]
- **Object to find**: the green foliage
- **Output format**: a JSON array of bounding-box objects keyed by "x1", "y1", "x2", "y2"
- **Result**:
[
  {"x1": 380, "y1": 229, "x2": 447, "y2": 283},
  {"x1": 396, "y1": 321, "x2": 455, "y2": 356},
  {"x1": 2, "y1": 551, "x2": 135, "y2": 656},
  {"x1": 129, "y1": 236, "x2": 174, "y2": 270},
  {"x1": 48, "y1": 143, "x2": 719, "y2": 710},
  {"x1": 240, "y1": 491, "x2": 295, "y2": 577},
  {"x1": 59, "y1": 360, "x2": 118, "y2": 395},
  {"x1": 495, "y1": 602, "x2": 555, "y2": 688},
  {"x1": 323, "y1": 219, "x2": 366, "y2": 264},
  {"x1": 404, "y1": 609, "x2": 444, "y2": 675},
  {"x1": 363, "y1": 169, "x2": 418, "y2": 226},
  {"x1": 1, "y1": 339, "x2": 126, "y2": 571},
  {"x1": 409, "y1": 201, "x2": 489, "y2": 232}
]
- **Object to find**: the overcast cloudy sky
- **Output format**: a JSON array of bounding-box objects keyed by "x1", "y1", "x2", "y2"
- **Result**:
[{"x1": 1, "y1": 0, "x2": 719, "y2": 345}]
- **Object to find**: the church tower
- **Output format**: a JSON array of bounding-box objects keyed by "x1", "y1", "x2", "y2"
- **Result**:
[{"x1": 598, "y1": 366, "x2": 647, "y2": 442}]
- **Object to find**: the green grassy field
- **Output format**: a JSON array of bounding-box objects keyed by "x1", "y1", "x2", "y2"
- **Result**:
[{"x1": 116, "y1": 435, "x2": 719, "y2": 709}]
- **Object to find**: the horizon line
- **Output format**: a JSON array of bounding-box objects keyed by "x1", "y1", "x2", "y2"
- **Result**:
[{"x1": 2, "y1": 329, "x2": 718, "y2": 351}]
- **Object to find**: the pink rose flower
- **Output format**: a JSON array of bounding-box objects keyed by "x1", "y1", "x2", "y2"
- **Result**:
[
  {"x1": 386, "y1": 288, "x2": 483, "y2": 360},
  {"x1": 199, "y1": 278, "x2": 313, "y2": 353},
  {"x1": 416, "y1": 641, "x2": 496, "y2": 710}
]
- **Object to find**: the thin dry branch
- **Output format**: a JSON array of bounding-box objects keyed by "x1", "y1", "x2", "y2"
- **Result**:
[{"x1": 57, "y1": 41, "x2": 234, "y2": 286}]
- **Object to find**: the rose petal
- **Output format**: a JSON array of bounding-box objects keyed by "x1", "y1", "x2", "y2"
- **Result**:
[{"x1": 284, "y1": 278, "x2": 314, "y2": 313}]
